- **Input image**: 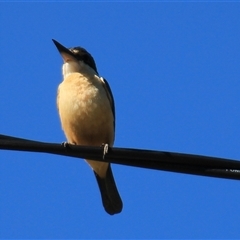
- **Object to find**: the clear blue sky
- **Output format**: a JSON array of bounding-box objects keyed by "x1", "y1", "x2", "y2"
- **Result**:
[{"x1": 1, "y1": 2, "x2": 240, "y2": 239}]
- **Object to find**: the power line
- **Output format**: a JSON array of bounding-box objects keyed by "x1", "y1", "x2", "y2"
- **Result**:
[{"x1": 0, "y1": 134, "x2": 240, "y2": 180}]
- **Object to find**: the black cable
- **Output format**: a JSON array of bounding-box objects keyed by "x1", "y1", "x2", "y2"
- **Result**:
[{"x1": 0, "y1": 134, "x2": 240, "y2": 180}]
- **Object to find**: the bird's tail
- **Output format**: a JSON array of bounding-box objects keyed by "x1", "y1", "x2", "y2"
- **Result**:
[{"x1": 94, "y1": 165, "x2": 123, "y2": 215}]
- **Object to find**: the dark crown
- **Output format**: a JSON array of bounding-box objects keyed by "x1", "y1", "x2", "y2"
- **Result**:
[{"x1": 69, "y1": 47, "x2": 98, "y2": 74}]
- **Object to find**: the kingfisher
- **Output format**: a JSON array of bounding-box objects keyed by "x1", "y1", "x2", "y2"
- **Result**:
[{"x1": 52, "y1": 39, "x2": 122, "y2": 215}]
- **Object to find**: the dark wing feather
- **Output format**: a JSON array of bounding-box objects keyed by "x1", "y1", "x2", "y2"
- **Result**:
[{"x1": 100, "y1": 77, "x2": 115, "y2": 130}]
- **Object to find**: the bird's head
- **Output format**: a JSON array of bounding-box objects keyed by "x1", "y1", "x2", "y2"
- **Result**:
[{"x1": 52, "y1": 39, "x2": 98, "y2": 78}]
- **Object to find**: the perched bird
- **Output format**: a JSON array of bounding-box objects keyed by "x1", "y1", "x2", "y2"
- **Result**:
[{"x1": 52, "y1": 39, "x2": 122, "y2": 215}]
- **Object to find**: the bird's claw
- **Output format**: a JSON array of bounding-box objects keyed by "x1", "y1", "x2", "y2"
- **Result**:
[
  {"x1": 102, "y1": 143, "x2": 109, "y2": 159},
  {"x1": 61, "y1": 141, "x2": 76, "y2": 149},
  {"x1": 61, "y1": 141, "x2": 70, "y2": 148}
]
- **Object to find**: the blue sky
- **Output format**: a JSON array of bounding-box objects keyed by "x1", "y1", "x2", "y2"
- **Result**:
[{"x1": 1, "y1": 2, "x2": 240, "y2": 239}]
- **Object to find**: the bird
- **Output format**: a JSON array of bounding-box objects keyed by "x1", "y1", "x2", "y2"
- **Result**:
[{"x1": 52, "y1": 39, "x2": 123, "y2": 215}]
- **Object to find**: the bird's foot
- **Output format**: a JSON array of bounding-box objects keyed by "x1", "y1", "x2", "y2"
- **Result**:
[
  {"x1": 102, "y1": 143, "x2": 109, "y2": 159},
  {"x1": 61, "y1": 141, "x2": 76, "y2": 149},
  {"x1": 61, "y1": 141, "x2": 69, "y2": 148}
]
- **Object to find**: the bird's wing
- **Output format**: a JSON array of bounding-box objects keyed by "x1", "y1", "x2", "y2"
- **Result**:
[{"x1": 100, "y1": 77, "x2": 115, "y2": 130}]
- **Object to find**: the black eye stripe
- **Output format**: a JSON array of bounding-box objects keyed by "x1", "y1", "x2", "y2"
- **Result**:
[{"x1": 69, "y1": 47, "x2": 98, "y2": 74}]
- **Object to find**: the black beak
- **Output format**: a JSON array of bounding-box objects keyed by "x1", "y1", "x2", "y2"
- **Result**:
[{"x1": 52, "y1": 39, "x2": 78, "y2": 62}]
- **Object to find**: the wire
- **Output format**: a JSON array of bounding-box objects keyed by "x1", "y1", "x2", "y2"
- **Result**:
[{"x1": 0, "y1": 134, "x2": 240, "y2": 180}]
